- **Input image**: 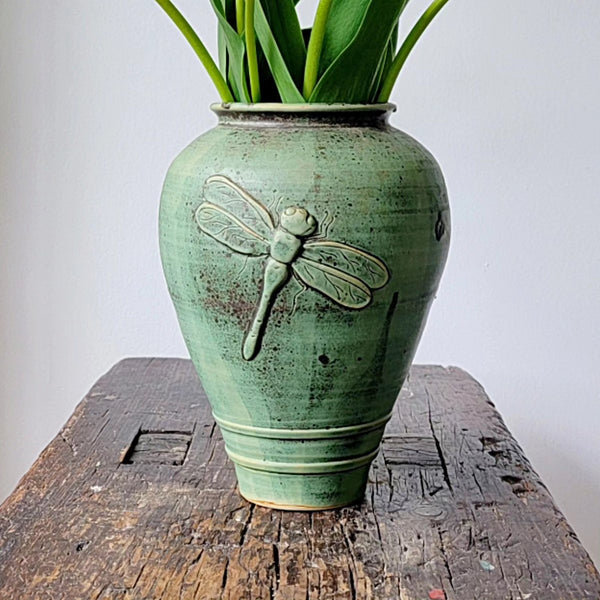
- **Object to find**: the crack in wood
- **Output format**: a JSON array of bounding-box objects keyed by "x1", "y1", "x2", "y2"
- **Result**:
[
  {"x1": 436, "y1": 527, "x2": 455, "y2": 592},
  {"x1": 427, "y1": 394, "x2": 453, "y2": 493},
  {"x1": 271, "y1": 544, "x2": 280, "y2": 600},
  {"x1": 219, "y1": 557, "x2": 229, "y2": 599},
  {"x1": 238, "y1": 503, "x2": 254, "y2": 547},
  {"x1": 340, "y1": 520, "x2": 359, "y2": 600}
]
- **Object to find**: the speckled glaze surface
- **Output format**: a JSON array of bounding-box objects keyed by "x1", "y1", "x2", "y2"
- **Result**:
[{"x1": 159, "y1": 104, "x2": 450, "y2": 509}]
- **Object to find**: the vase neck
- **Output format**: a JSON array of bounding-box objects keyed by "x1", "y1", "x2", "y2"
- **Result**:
[{"x1": 211, "y1": 103, "x2": 396, "y2": 128}]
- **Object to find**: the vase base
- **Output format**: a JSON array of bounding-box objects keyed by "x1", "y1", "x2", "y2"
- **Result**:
[
  {"x1": 234, "y1": 463, "x2": 370, "y2": 511},
  {"x1": 238, "y1": 492, "x2": 359, "y2": 512}
]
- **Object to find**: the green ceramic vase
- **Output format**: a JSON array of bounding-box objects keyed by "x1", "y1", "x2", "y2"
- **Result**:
[{"x1": 159, "y1": 103, "x2": 450, "y2": 510}]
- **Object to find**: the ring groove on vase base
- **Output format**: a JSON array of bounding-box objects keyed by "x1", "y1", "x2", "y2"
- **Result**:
[
  {"x1": 225, "y1": 446, "x2": 380, "y2": 474},
  {"x1": 213, "y1": 412, "x2": 393, "y2": 439}
]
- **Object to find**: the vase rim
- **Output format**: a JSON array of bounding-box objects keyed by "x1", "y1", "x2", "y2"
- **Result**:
[{"x1": 211, "y1": 102, "x2": 396, "y2": 116}]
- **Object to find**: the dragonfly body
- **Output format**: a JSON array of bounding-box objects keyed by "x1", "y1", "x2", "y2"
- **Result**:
[
  {"x1": 196, "y1": 175, "x2": 390, "y2": 361},
  {"x1": 270, "y1": 228, "x2": 302, "y2": 264},
  {"x1": 243, "y1": 208, "x2": 319, "y2": 360}
]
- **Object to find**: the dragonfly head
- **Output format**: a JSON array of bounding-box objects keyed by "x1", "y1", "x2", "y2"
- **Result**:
[{"x1": 280, "y1": 206, "x2": 318, "y2": 237}]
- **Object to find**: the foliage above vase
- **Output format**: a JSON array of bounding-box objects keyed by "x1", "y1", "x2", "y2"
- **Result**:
[{"x1": 153, "y1": 0, "x2": 451, "y2": 104}]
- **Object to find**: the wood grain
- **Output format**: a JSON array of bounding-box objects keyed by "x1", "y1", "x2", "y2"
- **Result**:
[{"x1": 0, "y1": 358, "x2": 598, "y2": 599}]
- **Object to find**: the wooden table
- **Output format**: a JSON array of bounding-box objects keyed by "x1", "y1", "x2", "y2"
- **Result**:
[{"x1": 0, "y1": 359, "x2": 598, "y2": 599}]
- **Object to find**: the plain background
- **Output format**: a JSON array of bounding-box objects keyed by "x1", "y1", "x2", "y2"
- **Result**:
[{"x1": 1, "y1": 0, "x2": 599, "y2": 565}]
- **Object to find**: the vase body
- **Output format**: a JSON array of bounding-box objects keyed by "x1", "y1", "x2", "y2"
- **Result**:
[{"x1": 159, "y1": 104, "x2": 450, "y2": 510}]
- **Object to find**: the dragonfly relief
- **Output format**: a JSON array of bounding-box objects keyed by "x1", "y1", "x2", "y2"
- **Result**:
[{"x1": 195, "y1": 175, "x2": 391, "y2": 361}]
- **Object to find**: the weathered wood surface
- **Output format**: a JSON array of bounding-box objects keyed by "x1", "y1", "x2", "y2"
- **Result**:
[{"x1": 0, "y1": 358, "x2": 598, "y2": 600}]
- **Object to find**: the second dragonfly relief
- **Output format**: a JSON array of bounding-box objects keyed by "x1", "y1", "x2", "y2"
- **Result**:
[{"x1": 195, "y1": 175, "x2": 390, "y2": 361}]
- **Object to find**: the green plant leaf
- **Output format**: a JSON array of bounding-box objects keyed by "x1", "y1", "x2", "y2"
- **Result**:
[
  {"x1": 257, "y1": 45, "x2": 281, "y2": 102},
  {"x1": 303, "y1": 0, "x2": 334, "y2": 98},
  {"x1": 216, "y1": 0, "x2": 236, "y2": 75},
  {"x1": 369, "y1": 22, "x2": 398, "y2": 101},
  {"x1": 259, "y1": 0, "x2": 306, "y2": 88},
  {"x1": 309, "y1": 0, "x2": 409, "y2": 103},
  {"x1": 210, "y1": 0, "x2": 250, "y2": 102},
  {"x1": 254, "y1": 1, "x2": 305, "y2": 103},
  {"x1": 217, "y1": 26, "x2": 227, "y2": 77},
  {"x1": 316, "y1": 0, "x2": 370, "y2": 77},
  {"x1": 245, "y1": 0, "x2": 261, "y2": 102},
  {"x1": 227, "y1": 62, "x2": 246, "y2": 102}
]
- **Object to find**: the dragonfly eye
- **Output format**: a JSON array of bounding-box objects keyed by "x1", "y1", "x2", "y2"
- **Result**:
[
  {"x1": 284, "y1": 207, "x2": 296, "y2": 216},
  {"x1": 307, "y1": 216, "x2": 316, "y2": 227}
]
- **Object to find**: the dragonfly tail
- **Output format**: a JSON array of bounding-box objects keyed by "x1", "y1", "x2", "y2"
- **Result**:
[
  {"x1": 242, "y1": 293, "x2": 269, "y2": 361},
  {"x1": 241, "y1": 259, "x2": 290, "y2": 361},
  {"x1": 242, "y1": 329, "x2": 261, "y2": 361}
]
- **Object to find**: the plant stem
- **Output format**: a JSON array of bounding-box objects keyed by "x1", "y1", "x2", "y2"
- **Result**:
[
  {"x1": 303, "y1": 0, "x2": 333, "y2": 99},
  {"x1": 378, "y1": 0, "x2": 450, "y2": 102},
  {"x1": 153, "y1": 0, "x2": 233, "y2": 102},
  {"x1": 236, "y1": 0, "x2": 245, "y2": 35},
  {"x1": 245, "y1": 0, "x2": 261, "y2": 102}
]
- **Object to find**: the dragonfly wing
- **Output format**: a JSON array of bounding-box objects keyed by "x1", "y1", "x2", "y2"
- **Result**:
[
  {"x1": 203, "y1": 175, "x2": 275, "y2": 239},
  {"x1": 292, "y1": 257, "x2": 373, "y2": 309},
  {"x1": 302, "y1": 240, "x2": 389, "y2": 290},
  {"x1": 195, "y1": 202, "x2": 270, "y2": 256}
]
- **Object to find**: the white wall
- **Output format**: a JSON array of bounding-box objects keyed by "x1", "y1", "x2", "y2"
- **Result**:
[{"x1": 1, "y1": 0, "x2": 599, "y2": 565}]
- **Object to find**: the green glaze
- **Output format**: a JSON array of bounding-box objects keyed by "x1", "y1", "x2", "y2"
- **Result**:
[{"x1": 159, "y1": 103, "x2": 450, "y2": 510}]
